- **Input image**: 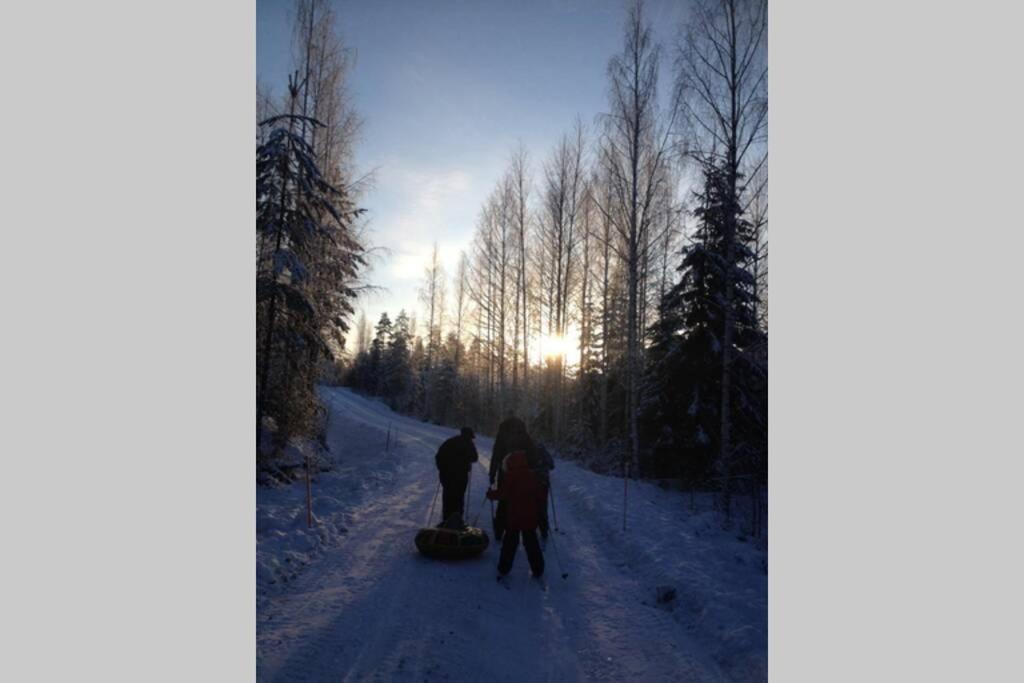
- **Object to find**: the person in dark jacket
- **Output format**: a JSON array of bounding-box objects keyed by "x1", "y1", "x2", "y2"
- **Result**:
[
  {"x1": 486, "y1": 449, "x2": 546, "y2": 578},
  {"x1": 489, "y1": 415, "x2": 528, "y2": 487},
  {"x1": 529, "y1": 442, "x2": 555, "y2": 541},
  {"x1": 489, "y1": 415, "x2": 533, "y2": 541},
  {"x1": 434, "y1": 427, "x2": 478, "y2": 528}
]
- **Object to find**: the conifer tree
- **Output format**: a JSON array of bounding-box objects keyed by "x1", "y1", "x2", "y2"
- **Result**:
[
  {"x1": 641, "y1": 161, "x2": 765, "y2": 489},
  {"x1": 382, "y1": 310, "x2": 413, "y2": 409},
  {"x1": 256, "y1": 76, "x2": 362, "y2": 454}
]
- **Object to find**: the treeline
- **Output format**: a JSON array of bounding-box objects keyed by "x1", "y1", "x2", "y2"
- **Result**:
[
  {"x1": 257, "y1": 0, "x2": 369, "y2": 459},
  {"x1": 344, "y1": 0, "x2": 768, "y2": 525}
]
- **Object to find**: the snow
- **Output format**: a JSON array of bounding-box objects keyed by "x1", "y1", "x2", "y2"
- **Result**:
[
  {"x1": 257, "y1": 387, "x2": 766, "y2": 681},
  {"x1": 256, "y1": 416, "x2": 404, "y2": 597}
]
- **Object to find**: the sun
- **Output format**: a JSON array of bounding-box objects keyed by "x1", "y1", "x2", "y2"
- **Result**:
[{"x1": 541, "y1": 328, "x2": 581, "y2": 362}]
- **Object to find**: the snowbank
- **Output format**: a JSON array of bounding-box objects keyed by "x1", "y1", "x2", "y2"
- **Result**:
[
  {"x1": 256, "y1": 400, "x2": 404, "y2": 605},
  {"x1": 554, "y1": 458, "x2": 768, "y2": 680}
]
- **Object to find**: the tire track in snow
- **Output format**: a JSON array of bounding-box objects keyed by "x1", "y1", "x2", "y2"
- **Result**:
[
  {"x1": 259, "y1": 390, "x2": 517, "y2": 681},
  {"x1": 259, "y1": 388, "x2": 731, "y2": 682}
]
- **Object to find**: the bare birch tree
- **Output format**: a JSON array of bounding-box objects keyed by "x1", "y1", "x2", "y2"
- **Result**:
[
  {"x1": 598, "y1": 0, "x2": 680, "y2": 469},
  {"x1": 538, "y1": 121, "x2": 587, "y2": 441},
  {"x1": 452, "y1": 252, "x2": 470, "y2": 371},
  {"x1": 506, "y1": 144, "x2": 532, "y2": 410},
  {"x1": 354, "y1": 309, "x2": 370, "y2": 355},
  {"x1": 420, "y1": 242, "x2": 447, "y2": 372}
]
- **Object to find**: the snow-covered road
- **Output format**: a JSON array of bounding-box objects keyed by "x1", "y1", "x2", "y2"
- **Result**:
[{"x1": 257, "y1": 387, "x2": 766, "y2": 682}]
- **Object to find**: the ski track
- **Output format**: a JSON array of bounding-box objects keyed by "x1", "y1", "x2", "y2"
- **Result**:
[{"x1": 258, "y1": 387, "x2": 738, "y2": 682}]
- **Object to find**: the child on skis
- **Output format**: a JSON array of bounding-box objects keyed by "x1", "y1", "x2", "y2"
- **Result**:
[
  {"x1": 487, "y1": 446, "x2": 546, "y2": 579},
  {"x1": 489, "y1": 415, "x2": 529, "y2": 541}
]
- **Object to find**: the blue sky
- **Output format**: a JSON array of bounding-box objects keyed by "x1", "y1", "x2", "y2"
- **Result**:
[{"x1": 257, "y1": 0, "x2": 687, "y2": 337}]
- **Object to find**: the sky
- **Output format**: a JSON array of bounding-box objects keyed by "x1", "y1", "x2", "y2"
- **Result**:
[{"x1": 257, "y1": 0, "x2": 688, "y2": 343}]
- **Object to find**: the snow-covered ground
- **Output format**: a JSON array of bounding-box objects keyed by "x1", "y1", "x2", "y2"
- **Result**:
[{"x1": 257, "y1": 387, "x2": 767, "y2": 682}]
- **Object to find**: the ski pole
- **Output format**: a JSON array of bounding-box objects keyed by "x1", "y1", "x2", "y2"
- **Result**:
[
  {"x1": 623, "y1": 460, "x2": 629, "y2": 532},
  {"x1": 305, "y1": 454, "x2": 313, "y2": 528},
  {"x1": 471, "y1": 491, "x2": 489, "y2": 527},
  {"x1": 426, "y1": 482, "x2": 440, "y2": 526},
  {"x1": 549, "y1": 482, "x2": 561, "y2": 533},
  {"x1": 547, "y1": 532, "x2": 569, "y2": 580}
]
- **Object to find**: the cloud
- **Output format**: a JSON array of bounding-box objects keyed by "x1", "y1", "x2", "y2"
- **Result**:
[
  {"x1": 355, "y1": 156, "x2": 503, "y2": 327},
  {"x1": 389, "y1": 240, "x2": 466, "y2": 282},
  {"x1": 369, "y1": 162, "x2": 477, "y2": 281},
  {"x1": 397, "y1": 168, "x2": 470, "y2": 217}
]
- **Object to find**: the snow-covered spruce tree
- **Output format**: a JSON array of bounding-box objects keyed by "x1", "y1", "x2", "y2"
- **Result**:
[
  {"x1": 410, "y1": 334, "x2": 428, "y2": 417},
  {"x1": 288, "y1": 1, "x2": 369, "y2": 369},
  {"x1": 343, "y1": 349, "x2": 370, "y2": 392},
  {"x1": 369, "y1": 312, "x2": 392, "y2": 396},
  {"x1": 428, "y1": 336, "x2": 459, "y2": 425},
  {"x1": 639, "y1": 272, "x2": 687, "y2": 479},
  {"x1": 382, "y1": 310, "x2": 414, "y2": 410},
  {"x1": 640, "y1": 161, "x2": 765, "y2": 492},
  {"x1": 256, "y1": 90, "x2": 363, "y2": 456}
]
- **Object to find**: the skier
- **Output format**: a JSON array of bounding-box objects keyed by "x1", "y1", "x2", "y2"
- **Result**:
[
  {"x1": 486, "y1": 448, "x2": 546, "y2": 580},
  {"x1": 489, "y1": 415, "x2": 530, "y2": 541},
  {"x1": 529, "y1": 441, "x2": 555, "y2": 543},
  {"x1": 489, "y1": 415, "x2": 528, "y2": 485},
  {"x1": 434, "y1": 427, "x2": 478, "y2": 528}
]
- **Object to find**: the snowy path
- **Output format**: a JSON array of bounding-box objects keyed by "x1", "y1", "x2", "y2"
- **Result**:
[{"x1": 257, "y1": 388, "x2": 765, "y2": 682}]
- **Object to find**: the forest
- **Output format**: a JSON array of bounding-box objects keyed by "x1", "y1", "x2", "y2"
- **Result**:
[{"x1": 257, "y1": 0, "x2": 767, "y2": 534}]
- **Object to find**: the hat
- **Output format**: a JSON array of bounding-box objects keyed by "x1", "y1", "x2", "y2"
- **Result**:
[{"x1": 460, "y1": 427, "x2": 475, "y2": 440}]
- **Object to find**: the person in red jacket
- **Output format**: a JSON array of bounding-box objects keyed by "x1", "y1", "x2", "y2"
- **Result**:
[
  {"x1": 486, "y1": 449, "x2": 546, "y2": 578},
  {"x1": 489, "y1": 414, "x2": 529, "y2": 542}
]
